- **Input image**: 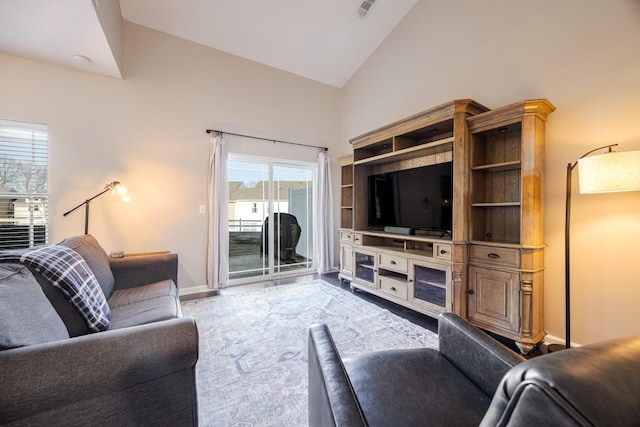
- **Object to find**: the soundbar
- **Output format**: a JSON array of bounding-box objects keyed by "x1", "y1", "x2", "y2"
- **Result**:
[{"x1": 383, "y1": 226, "x2": 415, "y2": 235}]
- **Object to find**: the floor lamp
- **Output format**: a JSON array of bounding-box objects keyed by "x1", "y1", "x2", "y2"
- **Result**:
[
  {"x1": 63, "y1": 181, "x2": 129, "y2": 234},
  {"x1": 550, "y1": 145, "x2": 640, "y2": 351}
]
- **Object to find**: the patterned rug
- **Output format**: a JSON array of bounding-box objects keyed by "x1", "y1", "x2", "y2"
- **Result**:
[{"x1": 181, "y1": 279, "x2": 439, "y2": 426}]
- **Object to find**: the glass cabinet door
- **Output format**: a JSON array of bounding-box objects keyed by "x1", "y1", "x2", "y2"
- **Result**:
[
  {"x1": 409, "y1": 260, "x2": 451, "y2": 316},
  {"x1": 354, "y1": 250, "x2": 376, "y2": 288}
]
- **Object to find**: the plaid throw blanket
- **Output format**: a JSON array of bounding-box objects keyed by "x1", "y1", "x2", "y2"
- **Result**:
[{"x1": 0, "y1": 245, "x2": 111, "y2": 332}]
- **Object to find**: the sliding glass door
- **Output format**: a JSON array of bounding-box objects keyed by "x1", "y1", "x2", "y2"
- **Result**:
[{"x1": 227, "y1": 155, "x2": 315, "y2": 284}]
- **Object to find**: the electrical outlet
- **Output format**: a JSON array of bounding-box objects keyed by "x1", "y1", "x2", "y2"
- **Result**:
[{"x1": 199, "y1": 205, "x2": 206, "y2": 214}]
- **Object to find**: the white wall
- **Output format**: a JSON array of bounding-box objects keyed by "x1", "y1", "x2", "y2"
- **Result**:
[
  {"x1": 0, "y1": 22, "x2": 341, "y2": 294},
  {"x1": 341, "y1": 0, "x2": 640, "y2": 345}
]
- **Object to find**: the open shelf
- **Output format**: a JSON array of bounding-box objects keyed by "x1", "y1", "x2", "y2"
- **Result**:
[
  {"x1": 469, "y1": 121, "x2": 523, "y2": 244},
  {"x1": 341, "y1": 162, "x2": 354, "y2": 186},
  {"x1": 470, "y1": 205, "x2": 521, "y2": 244},
  {"x1": 379, "y1": 269, "x2": 408, "y2": 283},
  {"x1": 354, "y1": 136, "x2": 453, "y2": 166},
  {"x1": 341, "y1": 185, "x2": 353, "y2": 208},
  {"x1": 339, "y1": 155, "x2": 354, "y2": 230}
]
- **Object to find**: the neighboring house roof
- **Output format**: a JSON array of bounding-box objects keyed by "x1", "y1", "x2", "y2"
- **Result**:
[{"x1": 229, "y1": 181, "x2": 309, "y2": 202}]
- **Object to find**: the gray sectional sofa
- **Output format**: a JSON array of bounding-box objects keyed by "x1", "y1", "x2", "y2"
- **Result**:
[{"x1": 0, "y1": 234, "x2": 199, "y2": 426}]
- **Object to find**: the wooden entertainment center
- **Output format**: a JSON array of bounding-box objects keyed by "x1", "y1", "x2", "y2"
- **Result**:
[{"x1": 338, "y1": 99, "x2": 555, "y2": 353}]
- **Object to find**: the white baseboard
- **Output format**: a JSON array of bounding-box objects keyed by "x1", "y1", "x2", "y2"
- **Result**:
[
  {"x1": 543, "y1": 334, "x2": 564, "y2": 345},
  {"x1": 180, "y1": 285, "x2": 212, "y2": 296},
  {"x1": 541, "y1": 334, "x2": 582, "y2": 349}
]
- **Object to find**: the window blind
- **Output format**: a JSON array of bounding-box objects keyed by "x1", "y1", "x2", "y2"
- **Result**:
[{"x1": 0, "y1": 119, "x2": 48, "y2": 250}]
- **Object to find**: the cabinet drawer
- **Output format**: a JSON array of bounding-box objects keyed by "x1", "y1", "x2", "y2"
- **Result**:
[
  {"x1": 353, "y1": 233, "x2": 363, "y2": 245},
  {"x1": 378, "y1": 277, "x2": 408, "y2": 300},
  {"x1": 378, "y1": 253, "x2": 408, "y2": 273},
  {"x1": 470, "y1": 245, "x2": 520, "y2": 268},
  {"x1": 339, "y1": 230, "x2": 353, "y2": 242},
  {"x1": 434, "y1": 243, "x2": 452, "y2": 261}
]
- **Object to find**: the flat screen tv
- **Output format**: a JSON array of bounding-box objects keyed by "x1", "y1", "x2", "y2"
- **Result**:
[{"x1": 367, "y1": 162, "x2": 453, "y2": 235}]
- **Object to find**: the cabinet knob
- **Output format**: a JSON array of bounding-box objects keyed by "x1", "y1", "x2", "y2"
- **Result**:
[
  {"x1": 467, "y1": 289, "x2": 475, "y2": 295},
  {"x1": 408, "y1": 279, "x2": 413, "y2": 283},
  {"x1": 390, "y1": 260, "x2": 396, "y2": 265},
  {"x1": 488, "y1": 253, "x2": 500, "y2": 259},
  {"x1": 390, "y1": 287, "x2": 397, "y2": 291},
  {"x1": 440, "y1": 249, "x2": 447, "y2": 255}
]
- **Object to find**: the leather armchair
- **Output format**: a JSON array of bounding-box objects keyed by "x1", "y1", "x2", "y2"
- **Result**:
[{"x1": 309, "y1": 313, "x2": 640, "y2": 426}]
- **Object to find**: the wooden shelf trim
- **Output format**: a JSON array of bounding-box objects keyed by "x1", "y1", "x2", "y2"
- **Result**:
[
  {"x1": 471, "y1": 202, "x2": 521, "y2": 207},
  {"x1": 467, "y1": 99, "x2": 556, "y2": 133},
  {"x1": 471, "y1": 160, "x2": 521, "y2": 172},
  {"x1": 350, "y1": 99, "x2": 490, "y2": 147}
]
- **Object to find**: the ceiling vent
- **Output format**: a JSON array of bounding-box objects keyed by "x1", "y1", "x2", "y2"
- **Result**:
[{"x1": 357, "y1": 0, "x2": 378, "y2": 17}]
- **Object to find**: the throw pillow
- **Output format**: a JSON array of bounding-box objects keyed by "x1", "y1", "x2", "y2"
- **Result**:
[
  {"x1": 0, "y1": 264, "x2": 70, "y2": 350},
  {"x1": 59, "y1": 234, "x2": 115, "y2": 298},
  {"x1": 0, "y1": 245, "x2": 111, "y2": 332}
]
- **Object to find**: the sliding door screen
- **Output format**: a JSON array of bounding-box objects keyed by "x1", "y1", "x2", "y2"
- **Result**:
[{"x1": 227, "y1": 155, "x2": 315, "y2": 284}]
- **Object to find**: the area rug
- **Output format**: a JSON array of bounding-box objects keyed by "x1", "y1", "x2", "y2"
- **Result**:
[{"x1": 181, "y1": 279, "x2": 439, "y2": 426}]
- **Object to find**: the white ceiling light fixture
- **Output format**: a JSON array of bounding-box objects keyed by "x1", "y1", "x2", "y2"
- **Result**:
[{"x1": 357, "y1": 0, "x2": 378, "y2": 17}]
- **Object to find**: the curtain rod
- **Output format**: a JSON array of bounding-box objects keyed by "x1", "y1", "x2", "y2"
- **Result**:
[{"x1": 206, "y1": 129, "x2": 328, "y2": 152}]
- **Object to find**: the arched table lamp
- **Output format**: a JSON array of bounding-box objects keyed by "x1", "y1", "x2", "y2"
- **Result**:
[
  {"x1": 63, "y1": 181, "x2": 129, "y2": 234},
  {"x1": 550, "y1": 145, "x2": 640, "y2": 351}
]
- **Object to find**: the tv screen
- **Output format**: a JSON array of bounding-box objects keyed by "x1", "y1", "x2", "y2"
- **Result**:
[{"x1": 367, "y1": 162, "x2": 452, "y2": 233}]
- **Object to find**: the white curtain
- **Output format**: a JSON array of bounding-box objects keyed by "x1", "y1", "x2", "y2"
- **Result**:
[
  {"x1": 316, "y1": 150, "x2": 335, "y2": 273},
  {"x1": 207, "y1": 134, "x2": 229, "y2": 289}
]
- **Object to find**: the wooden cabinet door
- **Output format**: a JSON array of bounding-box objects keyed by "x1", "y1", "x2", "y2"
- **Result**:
[
  {"x1": 340, "y1": 244, "x2": 353, "y2": 277},
  {"x1": 467, "y1": 266, "x2": 520, "y2": 334}
]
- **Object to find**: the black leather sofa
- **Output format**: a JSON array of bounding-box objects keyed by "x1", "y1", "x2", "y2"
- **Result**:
[{"x1": 308, "y1": 313, "x2": 640, "y2": 426}]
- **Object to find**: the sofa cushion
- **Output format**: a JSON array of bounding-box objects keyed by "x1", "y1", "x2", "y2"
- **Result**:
[
  {"x1": 108, "y1": 279, "x2": 181, "y2": 330},
  {"x1": 109, "y1": 296, "x2": 183, "y2": 329},
  {"x1": 59, "y1": 234, "x2": 115, "y2": 298},
  {"x1": 29, "y1": 267, "x2": 90, "y2": 337},
  {"x1": 0, "y1": 264, "x2": 69, "y2": 349},
  {"x1": 108, "y1": 279, "x2": 177, "y2": 309},
  {"x1": 343, "y1": 348, "x2": 492, "y2": 426}
]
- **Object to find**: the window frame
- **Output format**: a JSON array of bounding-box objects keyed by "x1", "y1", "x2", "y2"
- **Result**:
[{"x1": 0, "y1": 119, "x2": 48, "y2": 250}]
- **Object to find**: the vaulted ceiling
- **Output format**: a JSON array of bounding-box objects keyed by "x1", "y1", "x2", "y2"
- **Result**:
[{"x1": 0, "y1": 0, "x2": 418, "y2": 87}]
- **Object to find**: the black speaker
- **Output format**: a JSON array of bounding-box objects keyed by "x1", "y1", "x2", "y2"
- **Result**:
[{"x1": 383, "y1": 226, "x2": 414, "y2": 235}]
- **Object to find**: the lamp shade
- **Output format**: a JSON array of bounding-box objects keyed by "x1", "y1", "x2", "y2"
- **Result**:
[{"x1": 577, "y1": 150, "x2": 640, "y2": 194}]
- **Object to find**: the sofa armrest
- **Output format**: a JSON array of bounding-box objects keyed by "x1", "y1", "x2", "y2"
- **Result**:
[
  {"x1": 438, "y1": 313, "x2": 525, "y2": 397},
  {"x1": 481, "y1": 336, "x2": 640, "y2": 427},
  {"x1": 308, "y1": 323, "x2": 368, "y2": 427},
  {"x1": 0, "y1": 317, "x2": 198, "y2": 425},
  {"x1": 110, "y1": 253, "x2": 178, "y2": 290}
]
